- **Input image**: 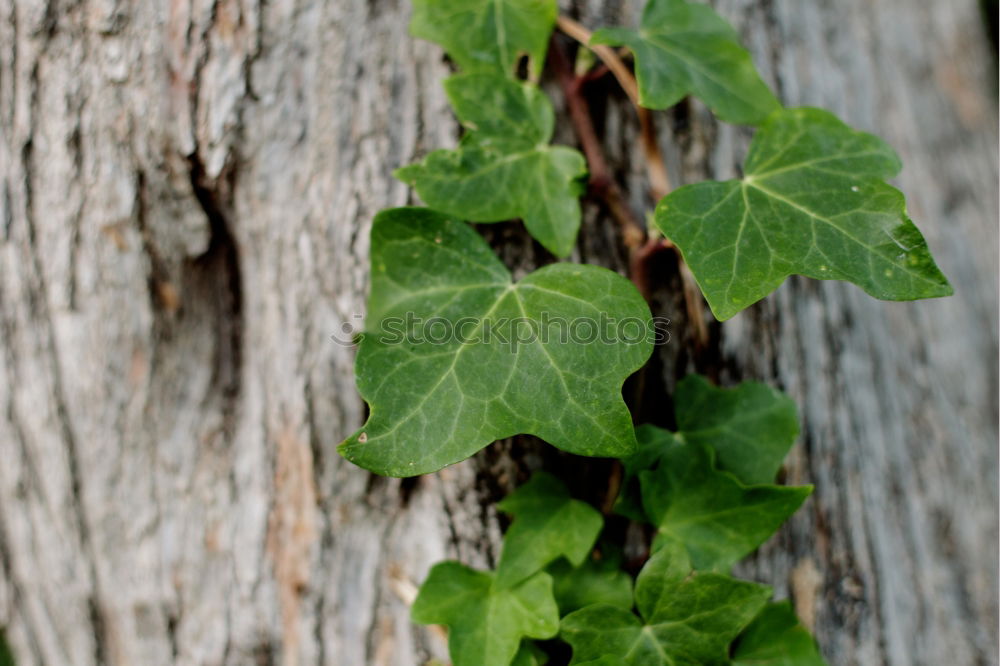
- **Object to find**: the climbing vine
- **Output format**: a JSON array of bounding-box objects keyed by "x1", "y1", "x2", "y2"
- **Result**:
[{"x1": 338, "y1": 0, "x2": 951, "y2": 664}]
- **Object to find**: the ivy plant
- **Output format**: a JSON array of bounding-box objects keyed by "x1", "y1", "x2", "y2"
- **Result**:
[
  {"x1": 410, "y1": 0, "x2": 557, "y2": 77},
  {"x1": 412, "y1": 561, "x2": 559, "y2": 666},
  {"x1": 731, "y1": 602, "x2": 828, "y2": 666},
  {"x1": 396, "y1": 73, "x2": 587, "y2": 257},
  {"x1": 494, "y1": 473, "x2": 604, "y2": 588},
  {"x1": 640, "y1": 431, "x2": 811, "y2": 571},
  {"x1": 338, "y1": 0, "x2": 952, "y2": 663},
  {"x1": 560, "y1": 541, "x2": 772, "y2": 665},
  {"x1": 413, "y1": 403, "x2": 826, "y2": 665},
  {"x1": 338, "y1": 208, "x2": 652, "y2": 476},
  {"x1": 672, "y1": 374, "x2": 799, "y2": 485},
  {"x1": 615, "y1": 374, "x2": 800, "y2": 522},
  {"x1": 591, "y1": 0, "x2": 780, "y2": 123},
  {"x1": 655, "y1": 107, "x2": 952, "y2": 319}
]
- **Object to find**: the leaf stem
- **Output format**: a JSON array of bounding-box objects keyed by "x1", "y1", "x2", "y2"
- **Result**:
[
  {"x1": 555, "y1": 15, "x2": 708, "y2": 350},
  {"x1": 551, "y1": 36, "x2": 646, "y2": 251},
  {"x1": 556, "y1": 16, "x2": 640, "y2": 106},
  {"x1": 639, "y1": 108, "x2": 672, "y2": 202},
  {"x1": 556, "y1": 15, "x2": 673, "y2": 198}
]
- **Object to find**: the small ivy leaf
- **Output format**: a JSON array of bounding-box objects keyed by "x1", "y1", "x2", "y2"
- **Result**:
[
  {"x1": 412, "y1": 562, "x2": 559, "y2": 666},
  {"x1": 396, "y1": 144, "x2": 586, "y2": 257},
  {"x1": 616, "y1": 377, "x2": 800, "y2": 520},
  {"x1": 591, "y1": 0, "x2": 780, "y2": 124},
  {"x1": 396, "y1": 74, "x2": 587, "y2": 257},
  {"x1": 613, "y1": 424, "x2": 679, "y2": 522},
  {"x1": 511, "y1": 641, "x2": 549, "y2": 666},
  {"x1": 443, "y1": 72, "x2": 554, "y2": 148},
  {"x1": 640, "y1": 436, "x2": 812, "y2": 571},
  {"x1": 655, "y1": 107, "x2": 953, "y2": 320},
  {"x1": 548, "y1": 553, "x2": 634, "y2": 615},
  {"x1": 410, "y1": 0, "x2": 557, "y2": 78},
  {"x1": 560, "y1": 542, "x2": 771, "y2": 665},
  {"x1": 495, "y1": 473, "x2": 604, "y2": 588},
  {"x1": 732, "y1": 601, "x2": 828, "y2": 666},
  {"x1": 339, "y1": 208, "x2": 653, "y2": 476},
  {"x1": 675, "y1": 375, "x2": 799, "y2": 485}
]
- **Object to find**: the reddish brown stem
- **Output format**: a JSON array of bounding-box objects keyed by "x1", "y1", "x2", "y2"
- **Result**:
[
  {"x1": 551, "y1": 37, "x2": 646, "y2": 251},
  {"x1": 639, "y1": 108, "x2": 671, "y2": 203},
  {"x1": 581, "y1": 62, "x2": 611, "y2": 83},
  {"x1": 557, "y1": 15, "x2": 672, "y2": 198},
  {"x1": 556, "y1": 15, "x2": 709, "y2": 351},
  {"x1": 556, "y1": 16, "x2": 639, "y2": 105}
]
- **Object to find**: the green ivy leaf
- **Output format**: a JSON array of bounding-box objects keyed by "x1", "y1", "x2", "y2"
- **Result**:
[
  {"x1": 339, "y1": 208, "x2": 653, "y2": 476},
  {"x1": 591, "y1": 0, "x2": 780, "y2": 124},
  {"x1": 616, "y1": 375, "x2": 798, "y2": 520},
  {"x1": 732, "y1": 602, "x2": 828, "y2": 666},
  {"x1": 560, "y1": 542, "x2": 770, "y2": 665},
  {"x1": 674, "y1": 375, "x2": 798, "y2": 485},
  {"x1": 614, "y1": 424, "x2": 679, "y2": 522},
  {"x1": 641, "y1": 436, "x2": 812, "y2": 570},
  {"x1": 410, "y1": 0, "x2": 557, "y2": 77},
  {"x1": 495, "y1": 473, "x2": 604, "y2": 588},
  {"x1": 396, "y1": 73, "x2": 586, "y2": 257},
  {"x1": 412, "y1": 562, "x2": 559, "y2": 666},
  {"x1": 548, "y1": 552, "x2": 634, "y2": 615},
  {"x1": 655, "y1": 107, "x2": 953, "y2": 320},
  {"x1": 443, "y1": 73, "x2": 554, "y2": 148}
]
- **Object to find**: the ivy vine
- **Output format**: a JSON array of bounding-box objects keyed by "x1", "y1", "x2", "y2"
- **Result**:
[{"x1": 337, "y1": 0, "x2": 952, "y2": 664}]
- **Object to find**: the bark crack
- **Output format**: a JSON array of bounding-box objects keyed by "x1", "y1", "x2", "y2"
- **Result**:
[
  {"x1": 2, "y1": 180, "x2": 11, "y2": 243},
  {"x1": 66, "y1": 89, "x2": 85, "y2": 312},
  {"x1": 187, "y1": 153, "x2": 244, "y2": 439}
]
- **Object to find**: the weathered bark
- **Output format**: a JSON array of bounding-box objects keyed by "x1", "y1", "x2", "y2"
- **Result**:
[{"x1": 0, "y1": 1, "x2": 995, "y2": 665}]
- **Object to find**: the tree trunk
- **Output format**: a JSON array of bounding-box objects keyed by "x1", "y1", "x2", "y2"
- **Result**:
[{"x1": 0, "y1": 1, "x2": 995, "y2": 665}]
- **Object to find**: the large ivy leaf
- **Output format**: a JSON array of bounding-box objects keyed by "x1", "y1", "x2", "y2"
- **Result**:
[
  {"x1": 560, "y1": 542, "x2": 770, "y2": 665},
  {"x1": 396, "y1": 73, "x2": 586, "y2": 257},
  {"x1": 591, "y1": 0, "x2": 779, "y2": 124},
  {"x1": 655, "y1": 107, "x2": 953, "y2": 320},
  {"x1": 732, "y1": 602, "x2": 828, "y2": 666},
  {"x1": 412, "y1": 562, "x2": 558, "y2": 666},
  {"x1": 674, "y1": 375, "x2": 798, "y2": 484},
  {"x1": 640, "y1": 435, "x2": 812, "y2": 570},
  {"x1": 339, "y1": 208, "x2": 653, "y2": 476},
  {"x1": 410, "y1": 0, "x2": 557, "y2": 77},
  {"x1": 495, "y1": 473, "x2": 603, "y2": 588}
]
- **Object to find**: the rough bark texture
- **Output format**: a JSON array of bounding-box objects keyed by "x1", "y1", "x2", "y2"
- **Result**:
[{"x1": 0, "y1": 1, "x2": 995, "y2": 665}]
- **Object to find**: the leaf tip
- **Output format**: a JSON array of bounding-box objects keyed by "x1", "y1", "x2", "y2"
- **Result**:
[{"x1": 392, "y1": 164, "x2": 421, "y2": 185}]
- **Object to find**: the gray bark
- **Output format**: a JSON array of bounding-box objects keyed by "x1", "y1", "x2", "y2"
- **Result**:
[{"x1": 0, "y1": 1, "x2": 995, "y2": 665}]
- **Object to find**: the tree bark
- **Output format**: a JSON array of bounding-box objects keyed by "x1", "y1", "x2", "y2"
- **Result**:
[{"x1": 0, "y1": 1, "x2": 995, "y2": 665}]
